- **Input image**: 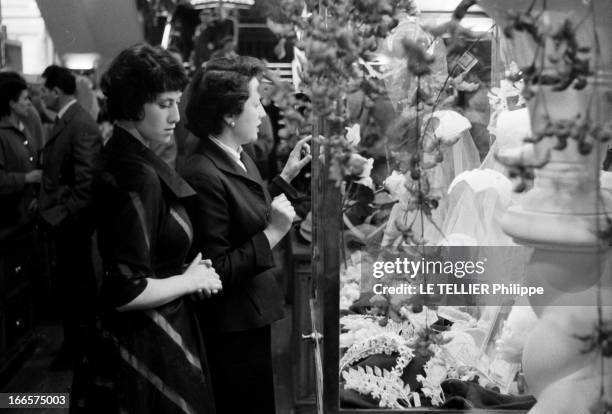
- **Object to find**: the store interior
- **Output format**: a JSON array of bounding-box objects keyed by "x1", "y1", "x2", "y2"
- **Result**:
[{"x1": 0, "y1": 0, "x2": 611, "y2": 413}]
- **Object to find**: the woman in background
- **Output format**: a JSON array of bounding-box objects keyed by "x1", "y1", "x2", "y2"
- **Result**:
[
  {"x1": 0, "y1": 72, "x2": 42, "y2": 241},
  {"x1": 182, "y1": 56, "x2": 310, "y2": 414},
  {"x1": 94, "y1": 44, "x2": 221, "y2": 413}
]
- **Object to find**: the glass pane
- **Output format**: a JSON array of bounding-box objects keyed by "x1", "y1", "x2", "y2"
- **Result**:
[
  {"x1": 276, "y1": 1, "x2": 612, "y2": 413},
  {"x1": 334, "y1": 9, "x2": 536, "y2": 412}
]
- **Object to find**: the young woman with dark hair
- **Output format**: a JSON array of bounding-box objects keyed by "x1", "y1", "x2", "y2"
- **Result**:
[
  {"x1": 0, "y1": 72, "x2": 42, "y2": 240},
  {"x1": 182, "y1": 56, "x2": 311, "y2": 414},
  {"x1": 93, "y1": 43, "x2": 221, "y2": 413}
]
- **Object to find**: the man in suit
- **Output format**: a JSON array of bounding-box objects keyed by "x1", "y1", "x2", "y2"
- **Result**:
[{"x1": 38, "y1": 65, "x2": 101, "y2": 369}]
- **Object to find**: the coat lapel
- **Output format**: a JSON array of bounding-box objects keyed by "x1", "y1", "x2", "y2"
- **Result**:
[
  {"x1": 196, "y1": 137, "x2": 265, "y2": 190},
  {"x1": 142, "y1": 146, "x2": 196, "y2": 199},
  {"x1": 105, "y1": 127, "x2": 195, "y2": 199},
  {"x1": 45, "y1": 103, "x2": 80, "y2": 146}
]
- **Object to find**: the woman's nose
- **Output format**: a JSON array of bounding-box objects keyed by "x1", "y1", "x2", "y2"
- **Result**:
[
  {"x1": 257, "y1": 102, "x2": 266, "y2": 119},
  {"x1": 169, "y1": 103, "x2": 180, "y2": 123}
]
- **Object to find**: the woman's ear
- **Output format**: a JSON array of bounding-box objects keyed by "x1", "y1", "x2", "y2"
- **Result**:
[
  {"x1": 224, "y1": 116, "x2": 235, "y2": 128},
  {"x1": 8, "y1": 99, "x2": 18, "y2": 113}
]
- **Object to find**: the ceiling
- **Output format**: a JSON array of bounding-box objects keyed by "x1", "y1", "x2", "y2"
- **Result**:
[
  {"x1": 32, "y1": 0, "x2": 488, "y2": 70},
  {"x1": 35, "y1": 0, "x2": 144, "y2": 70}
]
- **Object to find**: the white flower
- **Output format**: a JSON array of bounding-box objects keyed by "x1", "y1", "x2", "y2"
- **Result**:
[
  {"x1": 340, "y1": 314, "x2": 379, "y2": 331},
  {"x1": 426, "y1": 110, "x2": 471, "y2": 146},
  {"x1": 347, "y1": 154, "x2": 374, "y2": 189},
  {"x1": 417, "y1": 375, "x2": 444, "y2": 405},
  {"x1": 349, "y1": 250, "x2": 364, "y2": 264},
  {"x1": 340, "y1": 263, "x2": 361, "y2": 283},
  {"x1": 345, "y1": 123, "x2": 361, "y2": 146},
  {"x1": 347, "y1": 153, "x2": 373, "y2": 177},
  {"x1": 360, "y1": 157, "x2": 374, "y2": 178},
  {"x1": 354, "y1": 176, "x2": 374, "y2": 189},
  {"x1": 425, "y1": 361, "x2": 448, "y2": 385},
  {"x1": 416, "y1": 355, "x2": 450, "y2": 406},
  {"x1": 383, "y1": 171, "x2": 407, "y2": 200},
  {"x1": 340, "y1": 282, "x2": 360, "y2": 310}
]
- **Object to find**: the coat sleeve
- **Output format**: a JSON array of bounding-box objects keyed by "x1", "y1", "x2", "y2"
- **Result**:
[
  {"x1": 0, "y1": 138, "x2": 26, "y2": 194},
  {"x1": 268, "y1": 174, "x2": 300, "y2": 200},
  {"x1": 65, "y1": 117, "x2": 101, "y2": 216},
  {"x1": 186, "y1": 171, "x2": 275, "y2": 289},
  {"x1": 96, "y1": 169, "x2": 160, "y2": 308},
  {"x1": 0, "y1": 171, "x2": 25, "y2": 194}
]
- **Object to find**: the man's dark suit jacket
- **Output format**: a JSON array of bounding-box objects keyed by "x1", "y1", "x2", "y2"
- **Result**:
[
  {"x1": 182, "y1": 137, "x2": 298, "y2": 332},
  {"x1": 39, "y1": 102, "x2": 101, "y2": 226}
]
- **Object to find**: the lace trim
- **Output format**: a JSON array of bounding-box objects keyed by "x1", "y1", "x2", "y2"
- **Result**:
[{"x1": 342, "y1": 366, "x2": 421, "y2": 408}]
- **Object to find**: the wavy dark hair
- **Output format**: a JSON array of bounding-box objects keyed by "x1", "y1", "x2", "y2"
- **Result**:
[
  {"x1": 185, "y1": 56, "x2": 265, "y2": 138},
  {"x1": 0, "y1": 72, "x2": 28, "y2": 118},
  {"x1": 101, "y1": 44, "x2": 188, "y2": 122},
  {"x1": 41, "y1": 65, "x2": 76, "y2": 95}
]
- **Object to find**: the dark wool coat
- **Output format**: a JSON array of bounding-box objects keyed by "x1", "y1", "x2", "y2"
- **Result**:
[
  {"x1": 94, "y1": 127, "x2": 215, "y2": 414},
  {"x1": 182, "y1": 136, "x2": 298, "y2": 332}
]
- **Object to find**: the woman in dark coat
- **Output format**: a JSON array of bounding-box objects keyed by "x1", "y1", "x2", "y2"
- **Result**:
[
  {"x1": 182, "y1": 56, "x2": 311, "y2": 414},
  {"x1": 0, "y1": 72, "x2": 42, "y2": 241},
  {"x1": 93, "y1": 44, "x2": 221, "y2": 414}
]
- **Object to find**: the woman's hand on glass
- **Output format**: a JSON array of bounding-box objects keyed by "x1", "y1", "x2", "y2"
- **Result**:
[
  {"x1": 183, "y1": 253, "x2": 223, "y2": 299},
  {"x1": 279, "y1": 135, "x2": 312, "y2": 183}
]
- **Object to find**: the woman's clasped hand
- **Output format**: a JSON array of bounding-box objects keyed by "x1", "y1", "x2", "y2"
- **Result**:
[
  {"x1": 263, "y1": 193, "x2": 297, "y2": 248},
  {"x1": 184, "y1": 252, "x2": 223, "y2": 299}
]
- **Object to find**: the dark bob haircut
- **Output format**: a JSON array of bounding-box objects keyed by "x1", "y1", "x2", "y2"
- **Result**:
[
  {"x1": 101, "y1": 44, "x2": 188, "y2": 122},
  {"x1": 41, "y1": 65, "x2": 76, "y2": 95},
  {"x1": 0, "y1": 72, "x2": 28, "y2": 118},
  {"x1": 185, "y1": 56, "x2": 265, "y2": 138}
]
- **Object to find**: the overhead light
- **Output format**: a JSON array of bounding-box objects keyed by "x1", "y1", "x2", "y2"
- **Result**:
[{"x1": 63, "y1": 53, "x2": 100, "y2": 70}]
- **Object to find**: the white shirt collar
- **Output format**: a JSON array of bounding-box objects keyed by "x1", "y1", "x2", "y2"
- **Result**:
[
  {"x1": 57, "y1": 99, "x2": 77, "y2": 120},
  {"x1": 209, "y1": 136, "x2": 246, "y2": 172}
]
